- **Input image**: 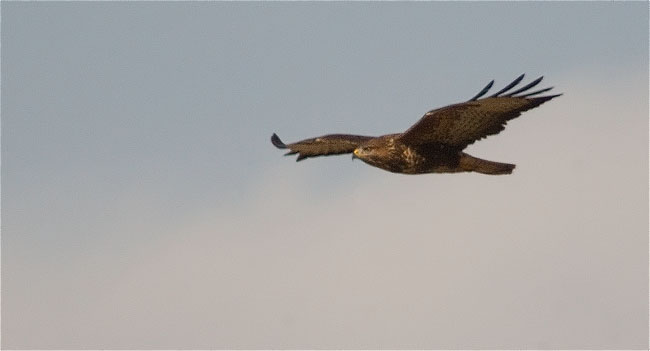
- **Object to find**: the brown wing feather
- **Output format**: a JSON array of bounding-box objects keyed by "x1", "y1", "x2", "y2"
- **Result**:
[
  {"x1": 398, "y1": 76, "x2": 561, "y2": 148},
  {"x1": 271, "y1": 133, "x2": 373, "y2": 161}
]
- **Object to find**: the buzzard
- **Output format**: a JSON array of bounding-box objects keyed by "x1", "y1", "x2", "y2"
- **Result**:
[{"x1": 271, "y1": 74, "x2": 560, "y2": 175}]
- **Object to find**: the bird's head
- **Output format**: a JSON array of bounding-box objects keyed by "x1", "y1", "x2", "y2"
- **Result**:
[
  {"x1": 352, "y1": 145, "x2": 374, "y2": 161},
  {"x1": 352, "y1": 137, "x2": 392, "y2": 165}
]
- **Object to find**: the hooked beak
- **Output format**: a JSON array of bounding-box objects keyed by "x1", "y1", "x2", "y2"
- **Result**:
[{"x1": 352, "y1": 149, "x2": 359, "y2": 160}]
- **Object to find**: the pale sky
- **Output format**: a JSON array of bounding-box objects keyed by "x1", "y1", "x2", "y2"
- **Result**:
[{"x1": 2, "y1": 2, "x2": 648, "y2": 349}]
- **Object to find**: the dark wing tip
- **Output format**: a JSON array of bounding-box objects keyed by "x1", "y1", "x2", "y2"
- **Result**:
[
  {"x1": 538, "y1": 93, "x2": 563, "y2": 101},
  {"x1": 506, "y1": 76, "x2": 544, "y2": 96},
  {"x1": 469, "y1": 79, "x2": 495, "y2": 101},
  {"x1": 271, "y1": 133, "x2": 287, "y2": 149},
  {"x1": 517, "y1": 86, "x2": 555, "y2": 98},
  {"x1": 527, "y1": 92, "x2": 562, "y2": 107},
  {"x1": 490, "y1": 73, "x2": 525, "y2": 97}
]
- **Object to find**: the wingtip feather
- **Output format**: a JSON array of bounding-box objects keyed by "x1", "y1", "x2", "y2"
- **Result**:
[
  {"x1": 517, "y1": 87, "x2": 555, "y2": 98},
  {"x1": 541, "y1": 93, "x2": 563, "y2": 100},
  {"x1": 469, "y1": 79, "x2": 495, "y2": 101},
  {"x1": 506, "y1": 76, "x2": 544, "y2": 96},
  {"x1": 490, "y1": 73, "x2": 525, "y2": 97},
  {"x1": 271, "y1": 133, "x2": 287, "y2": 149}
]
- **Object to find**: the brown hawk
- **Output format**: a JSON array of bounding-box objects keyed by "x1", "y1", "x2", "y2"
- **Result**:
[{"x1": 271, "y1": 74, "x2": 561, "y2": 175}]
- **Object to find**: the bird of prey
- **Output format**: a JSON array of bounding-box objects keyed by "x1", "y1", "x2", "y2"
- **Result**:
[{"x1": 271, "y1": 74, "x2": 560, "y2": 175}]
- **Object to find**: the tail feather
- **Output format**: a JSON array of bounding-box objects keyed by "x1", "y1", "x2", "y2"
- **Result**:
[{"x1": 460, "y1": 153, "x2": 515, "y2": 175}]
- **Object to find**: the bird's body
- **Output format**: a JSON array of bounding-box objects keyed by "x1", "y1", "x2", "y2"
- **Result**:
[
  {"x1": 351, "y1": 135, "x2": 461, "y2": 174},
  {"x1": 271, "y1": 74, "x2": 561, "y2": 175}
]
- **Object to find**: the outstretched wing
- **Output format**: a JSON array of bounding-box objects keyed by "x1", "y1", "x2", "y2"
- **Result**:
[
  {"x1": 271, "y1": 133, "x2": 373, "y2": 161},
  {"x1": 398, "y1": 74, "x2": 561, "y2": 148}
]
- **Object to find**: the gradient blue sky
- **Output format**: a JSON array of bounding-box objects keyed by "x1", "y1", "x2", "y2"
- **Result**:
[{"x1": 2, "y1": 2, "x2": 648, "y2": 349}]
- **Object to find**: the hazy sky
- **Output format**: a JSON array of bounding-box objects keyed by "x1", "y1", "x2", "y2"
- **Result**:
[{"x1": 2, "y1": 2, "x2": 648, "y2": 349}]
